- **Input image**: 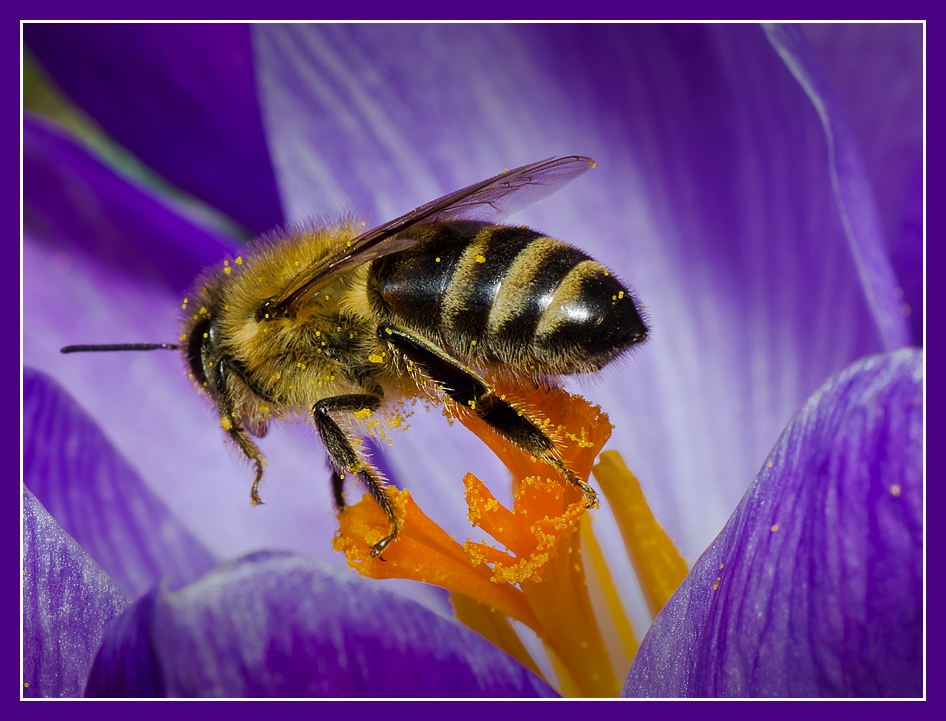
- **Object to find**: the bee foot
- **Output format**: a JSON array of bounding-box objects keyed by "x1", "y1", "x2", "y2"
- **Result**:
[
  {"x1": 370, "y1": 533, "x2": 397, "y2": 559},
  {"x1": 576, "y1": 480, "x2": 599, "y2": 510}
]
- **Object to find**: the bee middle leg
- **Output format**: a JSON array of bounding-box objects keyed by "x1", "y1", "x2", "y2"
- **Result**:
[
  {"x1": 312, "y1": 393, "x2": 399, "y2": 557},
  {"x1": 378, "y1": 324, "x2": 598, "y2": 508}
]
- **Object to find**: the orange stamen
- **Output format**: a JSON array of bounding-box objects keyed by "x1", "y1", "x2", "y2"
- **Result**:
[{"x1": 334, "y1": 381, "x2": 665, "y2": 697}]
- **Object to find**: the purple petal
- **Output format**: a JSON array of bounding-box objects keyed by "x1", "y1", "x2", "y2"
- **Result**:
[
  {"x1": 803, "y1": 24, "x2": 925, "y2": 347},
  {"x1": 764, "y1": 24, "x2": 910, "y2": 351},
  {"x1": 86, "y1": 551, "x2": 557, "y2": 698},
  {"x1": 24, "y1": 367, "x2": 217, "y2": 597},
  {"x1": 623, "y1": 348, "x2": 922, "y2": 698},
  {"x1": 23, "y1": 487, "x2": 131, "y2": 697},
  {"x1": 253, "y1": 24, "x2": 916, "y2": 567},
  {"x1": 891, "y1": 163, "x2": 923, "y2": 346},
  {"x1": 25, "y1": 24, "x2": 283, "y2": 234},
  {"x1": 801, "y1": 24, "x2": 923, "y2": 273},
  {"x1": 24, "y1": 113, "x2": 234, "y2": 294}
]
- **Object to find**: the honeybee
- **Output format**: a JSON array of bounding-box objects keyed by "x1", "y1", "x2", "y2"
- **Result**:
[{"x1": 62, "y1": 156, "x2": 648, "y2": 557}]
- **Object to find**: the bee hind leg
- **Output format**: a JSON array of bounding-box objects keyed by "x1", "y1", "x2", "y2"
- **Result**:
[
  {"x1": 312, "y1": 393, "x2": 397, "y2": 558},
  {"x1": 378, "y1": 324, "x2": 598, "y2": 509}
]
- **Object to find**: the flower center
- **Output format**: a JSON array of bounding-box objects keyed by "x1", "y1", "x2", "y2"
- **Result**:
[{"x1": 333, "y1": 382, "x2": 687, "y2": 697}]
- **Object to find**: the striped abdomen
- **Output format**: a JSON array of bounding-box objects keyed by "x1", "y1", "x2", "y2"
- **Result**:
[{"x1": 367, "y1": 223, "x2": 648, "y2": 375}]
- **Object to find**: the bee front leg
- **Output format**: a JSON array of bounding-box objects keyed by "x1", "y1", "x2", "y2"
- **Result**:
[
  {"x1": 312, "y1": 393, "x2": 398, "y2": 558},
  {"x1": 223, "y1": 419, "x2": 266, "y2": 505},
  {"x1": 214, "y1": 360, "x2": 267, "y2": 505},
  {"x1": 378, "y1": 324, "x2": 598, "y2": 509}
]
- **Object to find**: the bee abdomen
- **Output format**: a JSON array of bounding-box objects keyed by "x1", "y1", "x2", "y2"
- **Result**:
[
  {"x1": 485, "y1": 234, "x2": 647, "y2": 372},
  {"x1": 528, "y1": 258, "x2": 648, "y2": 371},
  {"x1": 369, "y1": 223, "x2": 647, "y2": 374}
]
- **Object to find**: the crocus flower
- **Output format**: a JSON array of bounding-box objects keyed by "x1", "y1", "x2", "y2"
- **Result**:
[{"x1": 22, "y1": 23, "x2": 922, "y2": 697}]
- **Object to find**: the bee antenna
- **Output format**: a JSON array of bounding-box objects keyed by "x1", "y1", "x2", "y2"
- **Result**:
[{"x1": 60, "y1": 343, "x2": 180, "y2": 354}]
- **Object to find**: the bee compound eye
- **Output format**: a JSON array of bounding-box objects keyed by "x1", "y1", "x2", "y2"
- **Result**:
[{"x1": 186, "y1": 317, "x2": 212, "y2": 386}]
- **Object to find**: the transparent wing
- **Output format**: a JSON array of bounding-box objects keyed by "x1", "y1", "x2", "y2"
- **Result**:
[{"x1": 269, "y1": 156, "x2": 595, "y2": 316}]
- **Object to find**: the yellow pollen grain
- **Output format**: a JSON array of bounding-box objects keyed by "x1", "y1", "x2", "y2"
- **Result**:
[
  {"x1": 771, "y1": 524, "x2": 779, "y2": 532},
  {"x1": 767, "y1": 461, "x2": 774, "y2": 469},
  {"x1": 713, "y1": 577, "x2": 721, "y2": 590},
  {"x1": 368, "y1": 353, "x2": 384, "y2": 363},
  {"x1": 475, "y1": 255, "x2": 486, "y2": 263},
  {"x1": 220, "y1": 417, "x2": 232, "y2": 431},
  {"x1": 224, "y1": 267, "x2": 231, "y2": 275},
  {"x1": 435, "y1": 257, "x2": 441, "y2": 262},
  {"x1": 202, "y1": 332, "x2": 209, "y2": 339},
  {"x1": 471, "y1": 340, "x2": 477, "y2": 346},
  {"x1": 179, "y1": 334, "x2": 187, "y2": 341},
  {"x1": 354, "y1": 409, "x2": 372, "y2": 419},
  {"x1": 618, "y1": 291, "x2": 624, "y2": 299},
  {"x1": 890, "y1": 484, "x2": 902, "y2": 496},
  {"x1": 235, "y1": 257, "x2": 243, "y2": 264}
]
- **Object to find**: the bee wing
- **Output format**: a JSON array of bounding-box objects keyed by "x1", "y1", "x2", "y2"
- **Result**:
[{"x1": 271, "y1": 156, "x2": 595, "y2": 316}]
